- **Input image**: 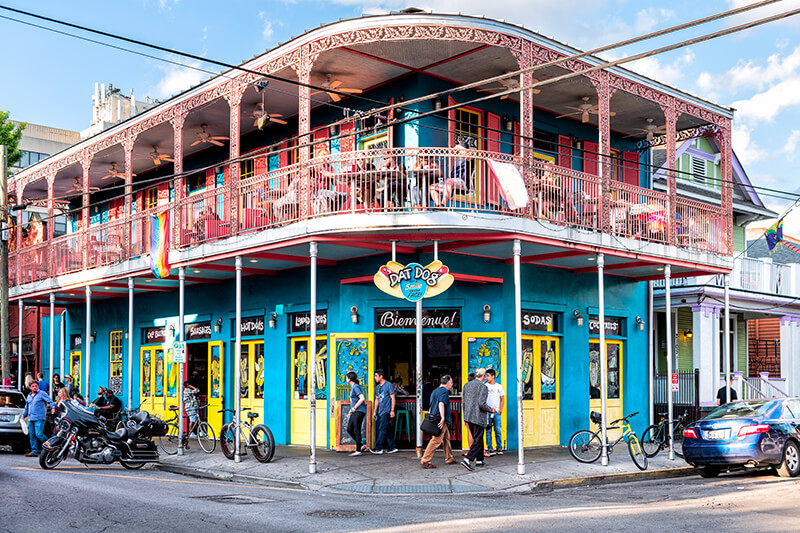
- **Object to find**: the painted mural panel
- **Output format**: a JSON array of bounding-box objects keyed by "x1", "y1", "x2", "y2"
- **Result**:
[
  {"x1": 334, "y1": 337, "x2": 369, "y2": 402},
  {"x1": 589, "y1": 342, "x2": 620, "y2": 400},
  {"x1": 141, "y1": 350, "x2": 151, "y2": 397},
  {"x1": 466, "y1": 336, "x2": 502, "y2": 381},
  {"x1": 293, "y1": 339, "x2": 328, "y2": 400},
  {"x1": 540, "y1": 338, "x2": 556, "y2": 401},
  {"x1": 166, "y1": 348, "x2": 177, "y2": 398},
  {"x1": 210, "y1": 344, "x2": 221, "y2": 399},
  {"x1": 240, "y1": 344, "x2": 249, "y2": 398},
  {"x1": 254, "y1": 343, "x2": 264, "y2": 400},
  {"x1": 154, "y1": 349, "x2": 164, "y2": 397}
]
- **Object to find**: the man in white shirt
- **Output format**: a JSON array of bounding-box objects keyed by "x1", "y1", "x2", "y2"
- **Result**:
[{"x1": 484, "y1": 368, "x2": 505, "y2": 455}]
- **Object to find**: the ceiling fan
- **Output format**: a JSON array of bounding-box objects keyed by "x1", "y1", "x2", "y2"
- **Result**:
[
  {"x1": 626, "y1": 118, "x2": 667, "y2": 142},
  {"x1": 252, "y1": 102, "x2": 287, "y2": 128},
  {"x1": 148, "y1": 145, "x2": 174, "y2": 165},
  {"x1": 557, "y1": 96, "x2": 616, "y2": 123},
  {"x1": 68, "y1": 177, "x2": 99, "y2": 192},
  {"x1": 310, "y1": 73, "x2": 363, "y2": 102},
  {"x1": 191, "y1": 124, "x2": 229, "y2": 147},
  {"x1": 100, "y1": 162, "x2": 135, "y2": 180},
  {"x1": 485, "y1": 73, "x2": 540, "y2": 99}
]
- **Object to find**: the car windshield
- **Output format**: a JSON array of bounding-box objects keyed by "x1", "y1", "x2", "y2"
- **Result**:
[
  {"x1": 705, "y1": 400, "x2": 777, "y2": 420},
  {"x1": 0, "y1": 391, "x2": 26, "y2": 409}
]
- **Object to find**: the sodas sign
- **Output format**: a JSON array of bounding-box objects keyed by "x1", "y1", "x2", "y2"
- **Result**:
[{"x1": 374, "y1": 260, "x2": 454, "y2": 301}]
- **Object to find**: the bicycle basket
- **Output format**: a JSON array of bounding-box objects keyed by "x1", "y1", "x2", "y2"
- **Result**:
[{"x1": 590, "y1": 411, "x2": 602, "y2": 425}]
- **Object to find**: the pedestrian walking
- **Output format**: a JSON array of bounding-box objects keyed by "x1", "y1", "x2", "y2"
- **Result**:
[
  {"x1": 21, "y1": 380, "x2": 57, "y2": 457},
  {"x1": 460, "y1": 368, "x2": 495, "y2": 471},
  {"x1": 420, "y1": 374, "x2": 456, "y2": 468},
  {"x1": 346, "y1": 372, "x2": 368, "y2": 456},
  {"x1": 716, "y1": 376, "x2": 738, "y2": 406},
  {"x1": 370, "y1": 369, "x2": 398, "y2": 454},
  {"x1": 484, "y1": 368, "x2": 505, "y2": 455},
  {"x1": 37, "y1": 372, "x2": 49, "y2": 394}
]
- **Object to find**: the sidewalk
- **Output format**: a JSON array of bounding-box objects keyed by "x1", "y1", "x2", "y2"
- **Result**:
[{"x1": 153, "y1": 444, "x2": 695, "y2": 495}]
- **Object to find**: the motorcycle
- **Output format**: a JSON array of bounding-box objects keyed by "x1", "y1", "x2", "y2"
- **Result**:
[{"x1": 39, "y1": 400, "x2": 166, "y2": 470}]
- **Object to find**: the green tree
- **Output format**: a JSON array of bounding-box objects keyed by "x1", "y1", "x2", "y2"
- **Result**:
[{"x1": 0, "y1": 111, "x2": 26, "y2": 173}]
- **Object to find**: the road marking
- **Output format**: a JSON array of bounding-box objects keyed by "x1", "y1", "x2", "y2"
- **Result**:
[{"x1": 12, "y1": 467, "x2": 307, "y2": 493}]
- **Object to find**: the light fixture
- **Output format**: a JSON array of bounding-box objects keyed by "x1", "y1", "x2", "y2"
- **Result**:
[
  {"x1": 329, "y1": 123, "x2": 338, "y2": 137},
  {"x1": 268, "y1": 312, "x2": 277, "y2": 329},
  {"x1": 483, "y1": 304, "x2": 492, "y2": 323},
  {"x1": 89, "y1": 331, "x2": 96, "y2": 343},
  {"x1": 503, "y1": 115, "x2": 514, "y2": 132},
  {"x1": 350, "y1": 305, "x2": 359, "y2": 325},
  {"x1": 214, "y1": 317, "x2": 223, "y2": 334},
  {"x1": 635, "y1": 315, "x2": 645, "y2": 331},
  {"x1": 168, "y1": 325, "x2": 175, "y2": 338},
  {"x1": 192, "y1": 269, "x2": 201, "y2": 274},
  {"x1": 124, "y1": 330, "x2": 128, "y2": 339},
  {"x1": 573, "y1": 310, "x2": 584, "y2": 327},
  {"x1": 684, "y1": 329, "x2": 693, "y2": 339},
  {"x1": 249, "y1": 259, "x2": 259, "y2": 263},
  {"x1": 434, "y1": 98, "x2": 443, "y2": 110},
  {"x1": 254, "y1": 80, "x2": 268, "y2": 93}
]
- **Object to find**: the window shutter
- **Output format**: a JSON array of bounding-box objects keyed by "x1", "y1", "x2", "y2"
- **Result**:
[
  {"x1": 558, "y1": 135, "x2": 572, "y2": 169},
  {"x1": 339, "y1": 121, "x2": 356, "y2": 152},
  {"x1": 583, "y1": 141, "x2": 598, "y2": 175},
  {"x1": 691, "y1": 156, "x2": 706, "y2": 183},
  {"x1": 622, "y1": 151, "x2": 640, "y2": 186},
  {"x1": 486, "y1": 113, "x2": 502, "y2": 206},
  {"x1": 279, "y1": 141, "x2": 289, "y2": 167},
  {"x1": 448, "y1": 96, "x2": 457, "y2": 148}
]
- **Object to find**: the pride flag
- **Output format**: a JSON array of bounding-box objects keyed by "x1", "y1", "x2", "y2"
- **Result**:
[
  {"x1": 149, "y1": 212, "x2": 170, "y2": 279},
  {"x1": 765, "y1": 217, "x2": 784, "y2": 252}
]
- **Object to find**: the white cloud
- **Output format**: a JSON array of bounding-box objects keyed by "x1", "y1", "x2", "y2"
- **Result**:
[
  {"x1": 696, "y1": 46, "x2": 800, "y2": 95},
  {"x1": 725, "y1": 0, "x2": 800, "y2": 29},
  {"x1": 259, "y1": 12, "x2": 276, "y2": 41},
  {"x1": 153, "y1": 59, "x2": 207, "y2": 99},
  {"x1": 732, "y1": 123, "x2": 768, "y2": 165},
  {"x1": 783, "y1": 129, "x2": 800, "y2": 160},
  {"x1": 635, "y1": 7, "x2": 675, "y2": 34},
  {"x1": 157, "y1": 0, "x2": 179, "y2": 10},
  {"x1": 626, "y1": 49, "x2": 695, "y2": 85},
  {"x1": 731, "y1": 77, "x2": 800, "y2": 122}
]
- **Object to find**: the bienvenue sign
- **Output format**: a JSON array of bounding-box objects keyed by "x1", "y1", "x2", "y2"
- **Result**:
[
  {"x1": 373, "y1": 260, "x2": 454, "y2": 302},
  {"x1": 376, "y1": 308, "x2": 461, "y2": 329}
]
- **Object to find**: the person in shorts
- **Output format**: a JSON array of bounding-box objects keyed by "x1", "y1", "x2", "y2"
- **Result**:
[{"x1": 184, "y1": 381, "x2": 201, "y2": 435}]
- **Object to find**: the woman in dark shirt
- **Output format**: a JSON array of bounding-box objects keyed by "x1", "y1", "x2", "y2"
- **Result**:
[{"x1": 346, "y1": 371, "x2": 368, "y2": 456}]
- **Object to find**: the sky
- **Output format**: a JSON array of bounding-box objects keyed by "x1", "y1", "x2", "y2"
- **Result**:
[{"x1": 1, "y1": 0, "x2": 799, "y2": 232}]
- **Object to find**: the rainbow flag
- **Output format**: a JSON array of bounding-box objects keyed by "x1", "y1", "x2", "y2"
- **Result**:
[
  {"x1": 149, "y1": 212, "x2": 170, "y2": 279},
  {"x1": 765, "y1": 217, "x2": 784, "y2": 252}
]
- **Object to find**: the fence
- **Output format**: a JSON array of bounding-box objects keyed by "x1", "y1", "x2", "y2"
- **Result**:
[{"x1": 654, "y1": 369, "x2": 700, "y2": 422}]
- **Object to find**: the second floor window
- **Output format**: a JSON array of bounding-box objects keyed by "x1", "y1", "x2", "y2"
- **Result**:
[
  {"x1": 145, "y1": 187, "x2": 158, "y2": 209},
  {"x1": 240, "y1": 159, "x2": 255, "y2": 179},
  {"x1": 455, "y1": 108, "x2": 481, "y2": 149}
]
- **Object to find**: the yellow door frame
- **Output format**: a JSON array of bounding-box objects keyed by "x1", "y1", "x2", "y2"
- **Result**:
[
  {"x1": 69, "y1": 350, "x2": 82, "y2": 397},
  {"x1": 139, "y1": 346, "x2": 155, "y2": 415},
  {"x1": 237, "y1": 340, "x2": 265, "y2": 422},
  {"x1": 329, "y1": 333, "x2": 375, "y2": 449},
  {"x1": 290, "y1": 335, "x2": 328, "y2": 447},
  {"x1": 152, "y1": 347, "x2": 166, "y2": 420},
  {"x1": 521, "y1": 335, "x2": 560, "y2": 447},
  {"x1": 589, "y1": 339, "x2": 624, "y2": 438},
  {"x1": 461, "y1": 333, "x2": 507, "y2": 450},
  {"x1": 207, "y1": 341, "x2": 224, "y2": 435}
]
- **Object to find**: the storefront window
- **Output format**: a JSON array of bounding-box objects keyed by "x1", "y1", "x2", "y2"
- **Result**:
[
  {"x1": 109, "y1": 331, "x2": 123, "y2": 396},
  {"x1": 240, "y1": 344, "x2": 249, "y2": 398},
  {"x1": 154, "y1": 349, "x2": 164, "y2": 397},
  {"x1": 210, "y1": 344, "x2": 221, "y2": 399},
  {"x1": 141, "y1": 350, "x2": 151, "y2": 397},
  {"x1": 521, "y1": 338, "x2": 534, "y2": 400},
  {"x1": 166, "y1": 348, "x2": 178, "y2": 398},
  {"x1": 254, "y1": 344, "x2": 264, "y2": 400},
  {"x1": 293, "y1": 339, "x2": 327, "y2": 400},
  {"x1": 589, "y1": 342, "x2": 620, "y2": 400},
  {"x1": 540, "y1": 339, "x2": 556, "y2": 401}
]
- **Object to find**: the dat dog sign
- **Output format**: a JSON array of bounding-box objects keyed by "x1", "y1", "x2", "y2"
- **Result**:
[{"x1": 374, "y1": 260, "x2": 454, "y2": 301}]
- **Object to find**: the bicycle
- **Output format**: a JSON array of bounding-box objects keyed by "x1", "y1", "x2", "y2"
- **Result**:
[
  {"x1": 641, "y1": 412, "x2": 687, "y2": 458},
  {"x1": 113, "y1": 405, "x2": 142, "y2": 431},
  {"x1": 218, "y1": 408, "x2": 275, "y2": 463},
  {"x1": 569, "y1": 411, "x2": 647, "y2": 470},
  {"x1": 157, "y1": 405, "x2": 217, "y2": 455}
]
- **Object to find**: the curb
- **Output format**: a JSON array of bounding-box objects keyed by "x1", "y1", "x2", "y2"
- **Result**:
[
  {"x1": 152, "y1": 463, "x2": 308, "y2": 491},
  {"x1": 529, "y1": 465, "x2": 696, "y2": 493}
]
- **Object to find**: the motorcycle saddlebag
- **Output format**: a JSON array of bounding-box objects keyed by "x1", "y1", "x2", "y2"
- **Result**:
[{"x1": 143, "y1": 418, "x2": 168, "y2": 437}]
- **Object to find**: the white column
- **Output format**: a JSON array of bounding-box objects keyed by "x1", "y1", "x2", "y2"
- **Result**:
[
  {"x1": 234, "y1": 257, "x2": 242, "y2": 463},
  {"x1": 664, "y1": 265, "x2": 674, "y2": 460},
  {"x1": 127, "y1": 278, "x2": 134, "y2": 410},
  {"x1": 17, "y1": 300, "x2": 22, "y2": 390},
  {"x1": 415, "y1": 298, "x2": 422, "y2": 456},
  {"x1": 513, "y1": 239, "x2": 524, "y2": 475},
  {"x1": 724, "y1": 274, "x2": 731, "y2": 403},
  {"x1": 692, "y1": 306, "x2": 718, "y2": 406},
  {"x1": 59, "y1": 311, "x2": 65, "y2": 387},
  {"x1": 598, "y1": 253, "x2": 608, "y2": 466},
  {"x1": 85, "y1": 287, "x2": 91, "y2": 398},
  {"x1": 178, "y1": 267, "x2": 186, "y2": 456},
  {"x1": 309, "y1": 242, "x2": 318, "y2": 474},
  {"x1": 49, "y1": 294, "x2": 55, "y2": 388},
  {"x1": 780, "y1": 320, "x2": 800, "y2": 396}
]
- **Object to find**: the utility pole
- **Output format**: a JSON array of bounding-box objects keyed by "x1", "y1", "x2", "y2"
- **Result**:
[{"x1": 0, "y1": 145, "x2": 9, "y2": 384}]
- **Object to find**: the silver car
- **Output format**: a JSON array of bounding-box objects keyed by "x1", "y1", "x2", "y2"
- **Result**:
[{"x1": 0, "y1": 387, "x2": 28, "y2": 454}]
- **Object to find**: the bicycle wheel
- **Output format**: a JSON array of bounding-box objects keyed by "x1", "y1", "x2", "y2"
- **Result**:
[
  {"x1": 569, "y1": 430, "x2": 602, "y2": 463},
  {"x1": 641, "y1": 424, "x2": 662, "y2": 458},
  {"x1": 158, "y1": 423, "x2": 179, "y2": 455},
  {"x1": 672, "y1": 422, "x2": 684, "y2": 458},
  {"x1": 196, "y1": 421, "x2": 216, "y2": 454},
  {"x1": 220, "y1": 423, "x2": 235, "y2": 460},
  {"x1": 251, "y1": 425, "x2": 275, "y2": 463},
  {"x1": 627, "y1": 435, "x2": 648, "y2": 471}
]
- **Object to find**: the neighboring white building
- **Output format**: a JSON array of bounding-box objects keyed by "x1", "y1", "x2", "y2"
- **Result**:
[
  {"x1": 9, "y1": 120, "x2": 80, "y2": 172},
  {"x1": 81, "y1": 82, "x2": 158, "y2": 139}
]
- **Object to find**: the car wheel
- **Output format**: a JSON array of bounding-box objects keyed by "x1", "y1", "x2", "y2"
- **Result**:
[
  {"x1": 696, "y1": 466, "x2": 720, "y2": 478},
  {"x1": 776, "y1": 440, "x2": 800, "y2": 478}
]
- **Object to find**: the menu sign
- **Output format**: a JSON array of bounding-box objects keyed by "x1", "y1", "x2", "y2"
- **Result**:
[
  {"x1": 231, "y1": 316, "x2": 265, "y2": 337},
  {"x1": 521, "y1": 311, "x2": 557, "y2": 332},
  {"x1": 290, "y1": 311, "x2": 328, "y2": 333},
  {"x1": 70, "y1": 334, "x2": 82, "y2": 350},
  {"x1": 142, "y1": 327, "x2": 166, "y2": 345},
  {"x1": 588, "y1": 316, "x2": 624, "y2": 336},
  {"x1": 376, "y1": 308, "x2": 461, "y2": 329},
  {"x1": 185, "y1": 322, "x2": 212, "y2": 341}
]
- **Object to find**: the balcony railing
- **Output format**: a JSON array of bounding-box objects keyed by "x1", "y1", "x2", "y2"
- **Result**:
[
  {"x1": 654, "y1": 256, "x2": 799, "y2": 296},
  {"x1": 9, "y1": 147, "x2": 729, "y2": 286}
]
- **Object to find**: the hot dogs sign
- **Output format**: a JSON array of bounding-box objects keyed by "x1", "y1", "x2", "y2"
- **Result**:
[{"x1": 374, "y1": 260, "x2": 454, "y2": 301}]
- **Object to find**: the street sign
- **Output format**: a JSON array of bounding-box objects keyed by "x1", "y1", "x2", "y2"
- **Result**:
[
  {"x1": 671, "y1": 373, "x2": 679, "y2": 392},
  {"x1": 173, "y1": 341, "x2": 186, "y2": 363}
]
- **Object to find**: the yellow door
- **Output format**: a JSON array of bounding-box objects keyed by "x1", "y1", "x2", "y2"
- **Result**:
[
  {"x1": 139, "y1": 347, "x2": 154, "y2": 415},
  {"x1": 152, "y1": 347, "x2": 166, "y2": 420},
  {"x1": 329, "y1": 333, "x2": 374, "y2": 450},
  {"x1": 237, "y1": 341, "x2": 265, "y2": 423},
  {"x1": 207, "y1": 341, "x2": 224, "y2": 435},
  {"x1": 522, "y1": 336, "x2": 560, "y2": 447},
  {"x1": 589, "y1": 340, "x2": 623, "y2": 439},
  {"x1": 290, "y1": 336, "x2": 328, "y2": 447},
  {"x1": 165, "y1": 346, "x2": 180, "y2": 414},
  {"x1": 461, "y1": 333, "x2": 507, "y2": 450},
  {"x1": 69, "y1": 351, "x2": 82, "y2": 396}
]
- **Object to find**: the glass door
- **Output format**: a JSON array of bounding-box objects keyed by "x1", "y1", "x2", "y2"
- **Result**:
[
  {"x1": 461, "y1": 333, "x2": 507, "y2": 450},
  {"x1": 69, "y1": 350, "x2": 82, "y2": 397},
  {"x1": 329, "y1": 333, "x2": 374, "y2": 451},
  {"x1": 206, "y1": 341, "x2": 224, "y2": 435},
  {"x1": 237, "y1": 341, "x2": 265, "y2": 424},
  {"x1": 290, "y1": 336, "x2": 328, "y2": 447},
  {"x1": 521, "y1": 336, "x2": 559, "y2": 447},
  {"x1": 589, "y1": 340, "x2": 623, "y2": 439}
]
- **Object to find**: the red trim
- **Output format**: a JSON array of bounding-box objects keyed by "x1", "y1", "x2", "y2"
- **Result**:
[
  {"x1": 249, "y1": 252, "x2": 336, "y2": 266},
  {"x1": 635, "y1": 270, "x2": 718, "y2": 281},
  {"x1": 505, "y1": 250, "x2": 587, "y2": 264},
  {"x1": 573, "y1": 261, "x2": 654, "y2": 274},
  {"x1": 341, "y1": 275, "x2": 374, "y2": 284},
  {"x1": 316, "y1": 238, "x2": 417, "y2": 255},
  {"x1": 422, "y1": 239, "x2": 504, "y2": 253}
]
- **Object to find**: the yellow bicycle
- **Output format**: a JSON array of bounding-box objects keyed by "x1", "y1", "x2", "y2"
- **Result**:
[{"x1": 569, "y1": 411, "x2": 647, "y2": 470}]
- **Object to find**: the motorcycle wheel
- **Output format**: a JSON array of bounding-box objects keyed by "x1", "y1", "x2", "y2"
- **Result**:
[
  {"x1": 38, "y1": 445, "x2": 67, "y2": 470},
  {"x1": 119, "y1": 460, "x2": 145, "y2": 470}
]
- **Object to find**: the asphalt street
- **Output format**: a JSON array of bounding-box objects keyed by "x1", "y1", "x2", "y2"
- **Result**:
[{"x1": 2, "y1": 451, "x2": 800, "y2": 533}]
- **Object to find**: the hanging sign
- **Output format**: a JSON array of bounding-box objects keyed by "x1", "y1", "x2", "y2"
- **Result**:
[
  {"x1": 69, "y1": 334, "x2": 82, "y2": 350},
  {"x1": 373, "y1": 260, "x2": 454, "y2": 302}
]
